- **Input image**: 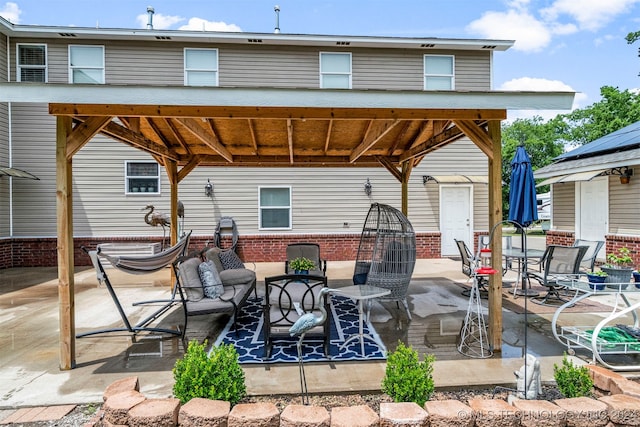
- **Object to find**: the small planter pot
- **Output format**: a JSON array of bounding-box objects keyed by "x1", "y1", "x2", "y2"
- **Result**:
[
  {"x1": 586, "y1": 274, "x2": 606, "y2": 291},
  {"x1": 601, "y1": 266, "x2": 633, "y2": 290},
  {"x1": 294, "y1": 269, "x2": 309, "y2": 275}
]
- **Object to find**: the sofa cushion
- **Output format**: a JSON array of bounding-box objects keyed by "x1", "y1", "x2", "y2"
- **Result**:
[
  {"x1": 198, "y1": 260, "x2": 224, "y2": 299},
  {"x1": 219, "y1": 250, "x2": 245, "y2": 270},
  {"x1": 203, "y1": 247, "x2": 225, "y2": 273},
  {"x1": 219, "y1": 268, "x2": 256, "y2": 286},
  {"x1": 178, "y1": 257, "x2": 204, "y2": 301}
]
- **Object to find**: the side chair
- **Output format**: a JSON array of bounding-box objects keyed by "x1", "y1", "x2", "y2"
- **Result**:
[
  {"x1": 573, "y1": 239, "x2": 605, "y2": 273},
  {"x1": 285, "y1": 243, "x2": 327, "y2": 276},
  {"x1": 454, "y1": 239, "x2": 488, "y2": 298},
  {"x1": 530, "y1": 245, "x2": 588, "y2": 306}
]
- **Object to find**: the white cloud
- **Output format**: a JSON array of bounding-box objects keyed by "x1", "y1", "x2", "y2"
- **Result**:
[
  {"x1": 500, "y1": 77, "x2": 587, "y2": 121},
  {"x1": 541, "y1": 0, "x2": 640, "y2": 31},
  {"x1": 136, "y1": 12, "x2": 184, "y2": 30},
  {"x1": 179, "y1": 18, "x2": 241, "y2": 32},
  {"x1": 0, "y1": 2, "x2": 21, "y2": 23},
  {"x1": 467, "y1": 10, "x2": 551, "y2": 52}
]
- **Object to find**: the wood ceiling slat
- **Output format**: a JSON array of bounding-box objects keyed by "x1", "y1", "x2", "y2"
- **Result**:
[
  {"x1": 175, "y1": 118, "x2": 233, "y2": 163},
  {"x1": 349, "y1": 119, "x2": 401, "y2": 163},
  {"x1": 100, "y1": 121, "x2": 181, "y2": 161}
]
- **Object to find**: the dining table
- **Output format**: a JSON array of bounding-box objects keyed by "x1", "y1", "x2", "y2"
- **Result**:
[{"x1": 503, "y1": 247, "x2": 546, "y2": 297}]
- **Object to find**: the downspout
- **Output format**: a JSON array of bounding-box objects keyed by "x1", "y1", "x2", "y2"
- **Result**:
[{"x1": 6, "y1": 34, "x2": 13, "y2": 236}]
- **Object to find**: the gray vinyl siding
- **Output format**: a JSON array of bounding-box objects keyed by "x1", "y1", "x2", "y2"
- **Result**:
[
  {"x1": 9, "y1": 38, "x2": 491, "y2": 90},
  {"x1": 0, "y1": 103, "x2": 8, "y2": 237},
  {"x1": 10, "y1": 103, "x2": 56, "y2": 237},
  {"x1": 551, "y1": 183, "x2": 575, "y2": 231},
  {"x1": 0, "y1": 34, "x2": 7, "y2": 81},
  {"x1": 609, "y1": 176, "x2": 640, "y2": 235}
]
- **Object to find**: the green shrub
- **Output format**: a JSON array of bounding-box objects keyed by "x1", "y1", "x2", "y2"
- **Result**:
[
  {"x1": 381, "y1": 342, "x2": 435, "y2": 406},
  {"x1": 173, "y1": 340, "x2": 246, "y2": 405},
  {"x1": 553, "y1": 353, "x2": 593, "y2": 398}
]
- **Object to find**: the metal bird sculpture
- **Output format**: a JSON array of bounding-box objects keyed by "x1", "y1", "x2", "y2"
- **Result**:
[
  {"x1": 289, "y1": 286, "x2": 334, "y2": 405},
  {"x1": 143, "y1": 205, "x2": 171, "y2": 248},
  {"x1": 177, "y1": 200, "x2": 185, "y2": 237}
]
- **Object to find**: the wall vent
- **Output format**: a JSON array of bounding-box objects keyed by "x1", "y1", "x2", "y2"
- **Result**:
[
  {"x1": 248, "y1": 39, "x2": 263, "y2": 43},
  {"x1": 155, "y1": 36, "x2": 172, "y2": 40},
  {"x1": 58, "y1": 33, "x2": 77, "y2": 37},
  {"x1": 482, "y1": 45, "x2": 497, "y2": 49},
  {"x1": 336, "y1": 41, "x2": 350, "y2": 46},
  {"x1": 421, "y1": 43, "x2": 435, "y2": 48}
]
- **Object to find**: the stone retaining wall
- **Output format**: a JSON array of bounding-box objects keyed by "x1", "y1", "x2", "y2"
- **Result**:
[{"x1": 87, "y1": 366, "x2": 640, "y2": 427}]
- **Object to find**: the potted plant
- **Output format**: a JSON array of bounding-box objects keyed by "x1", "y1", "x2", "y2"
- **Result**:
[
  {"x1": 586, "y1": 270, "x2": 607, "y2": 291},
  {"x1": 289, "y1": 256, "x2": 316, "y2": 274},
  {"x1": 601, "y1": 247, "x2": 634, "y2": 289}
]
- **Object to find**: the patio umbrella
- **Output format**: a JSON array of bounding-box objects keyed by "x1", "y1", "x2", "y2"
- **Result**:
[
  {"x1": 0, "y1": 166, "x2": 39, "y2": 180},
  {"x1": 508, "y1": 145, "x2": 537, "y2": 227},
  {"x1": 506, "y1": 144, "x2": 538, "y2": 398}
]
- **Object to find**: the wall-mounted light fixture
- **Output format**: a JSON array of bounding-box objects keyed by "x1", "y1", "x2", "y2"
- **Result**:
[
  {"x1": 364, "y1": 178, "x2": 372, "y2": 196},
  {"x1": 204, "y1": 179, "x2": 213, "y2": 197}
]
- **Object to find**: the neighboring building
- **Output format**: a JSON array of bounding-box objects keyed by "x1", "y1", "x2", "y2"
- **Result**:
[
  {"x1": 534, "y1": 121, "x2": 640, "y2": 263},
  {"x1": 0, "y1": 15, "x2": 570, "y2": 269}
]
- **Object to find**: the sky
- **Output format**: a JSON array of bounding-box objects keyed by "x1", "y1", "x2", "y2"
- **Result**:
[{"x1": 2, "y1": 0, "x2": 640, "y2": 120}]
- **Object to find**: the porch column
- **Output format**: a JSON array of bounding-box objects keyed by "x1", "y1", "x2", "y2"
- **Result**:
[
  {"x1": 401, "y1": 162, "x2": 410, "y2": 215},
  {"x1": 166, "y1": 160, "x2": 178, "y2": 246},
  {"x1": 487, "y1": 120, "x2": 503, "y2": 351},
  {"x1": 56, "y1": 116, "x2": 75, "y2": 370}
]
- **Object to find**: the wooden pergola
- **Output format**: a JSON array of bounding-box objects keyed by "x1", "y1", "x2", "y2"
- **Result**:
[{"x1": 0, "y1": 83, "x2": 574, "y2": 369}]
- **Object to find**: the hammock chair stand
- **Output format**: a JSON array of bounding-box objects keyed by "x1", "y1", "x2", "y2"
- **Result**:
[
  {"x1": 78, "y1": 232, "x2": 191, "y2": 339},
  {"x1": 352, "y1": 203, "x2": 416, "y2": 320}
]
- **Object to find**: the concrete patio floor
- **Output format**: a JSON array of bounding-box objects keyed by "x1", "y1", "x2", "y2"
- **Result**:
[{"x1": 1, "y1": 240, "x2": 639, "y2": 408}]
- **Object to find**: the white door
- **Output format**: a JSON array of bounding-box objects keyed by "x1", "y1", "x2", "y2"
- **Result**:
[
  {"x1": 440, "y1": 185, "x2": 472, "y2": 256},
  {"x1": 577, "y1": 177, "x2": 608, "y2": 259}
]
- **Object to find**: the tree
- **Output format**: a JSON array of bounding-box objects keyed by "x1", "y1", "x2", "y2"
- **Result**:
[
  {"x1": 557, "y1": 86, "x2": 640, "y2": 145},
  {"x1": 500, "y1": 116, "x2": 565, "y2": 216}
]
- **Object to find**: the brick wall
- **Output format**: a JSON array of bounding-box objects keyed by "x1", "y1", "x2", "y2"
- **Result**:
[
  {"x1": 545, "y1": 230, "x2": 574, "y2": 247},
  {"x1": 1, "y1": 232, "x2": 442, "y2": 269},
  {"x1": 606, "y1": 234, "x2": 640, "y2": 267}
]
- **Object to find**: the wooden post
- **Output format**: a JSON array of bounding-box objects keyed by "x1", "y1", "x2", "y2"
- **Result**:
[
  {"x1": 56, "y1": 116, "x2": 75, "y2": 370},
  {"x1": 487, "y1": 120, "x2": 503, "y2": 352},
  {"x1": 166, "y1": 160, "x2": 178, "y2": 246},
  {"x1": 401, "y1": 161, "x2": 411, "y2": 216}
]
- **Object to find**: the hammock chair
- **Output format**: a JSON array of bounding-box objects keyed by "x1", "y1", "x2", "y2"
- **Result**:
[
  {"x1": 78, "y1": 232, "x2": 191, "y2": 338},
  {"x1": 353, "y1": 203, "x2": 416, "y2": 320}
]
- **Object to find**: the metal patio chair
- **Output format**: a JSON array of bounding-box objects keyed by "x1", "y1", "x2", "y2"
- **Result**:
[{"x1": 530, "y1": 245, "x2": 588, "y2": 306}]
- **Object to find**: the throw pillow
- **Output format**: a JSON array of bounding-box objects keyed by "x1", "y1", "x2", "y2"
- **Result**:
[
  {"x1": 178, "y1": 257, "x2": 204, "y2": 301},
  {"x1": 203, "y1": 247, "x2": 225, "y2": 273},
  {"x1": 198, "y1": 260, "x2": 224, "y2": 299},
  {"x1": 219, "y1": 250, "x2": 245, "y2": 270}
]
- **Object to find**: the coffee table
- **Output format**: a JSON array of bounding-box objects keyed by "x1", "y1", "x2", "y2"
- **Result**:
[{"x1": 332, "y1": 285, "x2": 391, "y2": 356}]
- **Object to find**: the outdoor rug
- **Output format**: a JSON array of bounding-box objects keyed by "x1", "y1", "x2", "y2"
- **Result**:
[
  {"x1": 214, "y1": 295, "x2": 387, "y2": 364},
  {"x1": 501, "y1": 286, "x2": 613, "y2": 314}
]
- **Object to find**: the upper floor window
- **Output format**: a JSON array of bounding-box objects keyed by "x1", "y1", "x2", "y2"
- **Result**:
[
  {"x1": 69, "y1": 45, "x2": 105, "y2": 84},
  {"x1": 125, "y1": 161, "x2": 160, "y2": 195},
  {"x1": 259, "y1": 187, "x2": 291, "y2": 230},
  {"x1": 424, "y1": 55, "x2": 454, "y2": 90},
  {"x1": 184, "y1": 48, "x2": 218, "y2": 86},
  {"x1": 17, "y1": 44, "x2": 47, "y2": 82},
  {"x1": 320, "y1": 52, "x2": 351, "y2": 89}
]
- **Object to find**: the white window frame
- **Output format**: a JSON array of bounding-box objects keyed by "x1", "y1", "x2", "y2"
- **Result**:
[
  {"x1": 184, "y1": 48, "x2": 219, "y2": 86},
  {"x1": 68, "y1": 45, "x2": 105, "y2": 84},
  {"x1": 319, "y1": 52, "x2": 352, "y2": 89},
  {"x1": 17, "y1": 43, "x2": 47, "y2": 82},
  {"x1": 125, "y1": 161, "x2": 161, "y2": 195},
  {"x1": 258, "y1": 186, "x2": 292, "y2": 230},
  {"x1": 423, "y1": 54, "x2": 455, "y2": 90}
]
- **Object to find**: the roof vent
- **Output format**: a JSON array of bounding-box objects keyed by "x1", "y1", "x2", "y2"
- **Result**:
[
  {"x1": 146, "y1": 6, "x2": 155, "y2": 30},
  {"x1": 58, "y1": 33, "x2": 77, "y2": 37},
  {"x1": 482, "y1": 45, "x2": 497, "y2": 49},
  {"x1": 421, "y1": 43, "x2": 435, "y2": 48},
  {"x1": 248, "y1": 39, "x2": 263, "y2": 43},
  {"x1": 336, "y1": 41, "x2": 350, "y2": 46},
  {"x1": 155, "y1": 36, "x2": 171, "y2": 40},
  {"x1": 274, "y1": 5, "x2": 281, "y2": 34}
]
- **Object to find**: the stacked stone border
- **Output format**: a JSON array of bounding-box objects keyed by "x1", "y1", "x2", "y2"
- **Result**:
[{"x1": 85, "y1": 365, "x2": 640, "y2": 427}]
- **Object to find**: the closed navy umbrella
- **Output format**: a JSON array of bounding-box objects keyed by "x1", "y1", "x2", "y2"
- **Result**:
[{"x1": 508, "y1": 145, "x2": 538, "y2": 227}]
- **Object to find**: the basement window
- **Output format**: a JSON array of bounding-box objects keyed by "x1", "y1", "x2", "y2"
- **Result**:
[
  {"x1": 259, "y1": 187, "x2": 291, "y2": 230},
  {"x1": 125, "y1": 161, "x2": 160, "y2": 195}
]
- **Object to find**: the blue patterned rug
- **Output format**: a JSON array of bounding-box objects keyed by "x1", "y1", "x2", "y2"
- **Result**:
[{"x1": 214, "y1": 295, "x2": 387, "y2": 364}]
